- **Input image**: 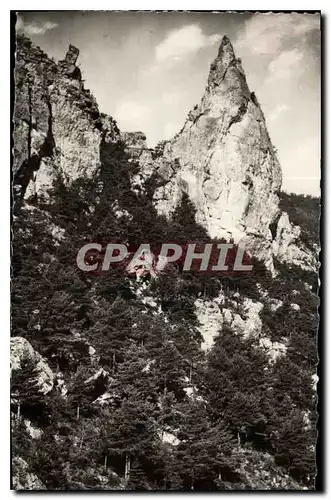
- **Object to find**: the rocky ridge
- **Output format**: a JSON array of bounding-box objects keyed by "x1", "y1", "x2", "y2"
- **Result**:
[
  {"x1": 12, "y1": 33, "x2": 319, "y2": 491},
  {"x1": 13, "y1": 35, "x2": 120, "y2": 203},
  {"x1": 13, "y1": 34, "x2": 315, "y2": 273}
]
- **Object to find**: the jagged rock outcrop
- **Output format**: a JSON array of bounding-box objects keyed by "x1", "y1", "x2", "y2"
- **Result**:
[
  {"x1": 58, "y1": 44, "x2": 81, "y2": 78},
  {"x1": 12, "y1": 457, "x2": 46, "y2": 490},
  {"x1": 13, "y1": 35, "x2": 120, "y2": 203},
  {"x1": 272, "y1": 212, "x2": 315, "y2": 269},
  {"x1": 24, "y1": 419, "x2": 43, "y2": 439},
  {"x1": 13, "y1": 34, "x2": 316, "y2": 271},
  {"x1": 148, "y1": 36, "x2": 316, "y2": 271},
  {"x1": 231, "y1": 448, "x2": 305, "y2": 490},
  {"x1": 120, "y1": 131, "x2": 160, "y2": 194},
  {"x1": 195, "y1": 292, "x2": 225, "y2": 350},
  {"x1": 195, "y1": 293, "x2": 288, "y2": 361},
  {"x1": 10, "y1": 336, "x2": 54, "y2": 394},
  {"x1": 153, "y1": 36, "x2": 282, "y2": 244},
  {"x1": 122, "y1": 131, "x2": 147, "y2": 152},
  {"x1": 11, "y1": 33, "x2": 318, "y2": 491}
]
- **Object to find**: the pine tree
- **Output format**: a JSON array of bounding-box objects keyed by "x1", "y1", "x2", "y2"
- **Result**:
[
  {"x1": 127, "y1": 459, "x2": 149, "y2": 490},
  {"x1": 11, "y1": 358, "x2": 44, "y2": 422},
  {"x1": 175, "y1": 399, "x2": 237, "y2": 490}
]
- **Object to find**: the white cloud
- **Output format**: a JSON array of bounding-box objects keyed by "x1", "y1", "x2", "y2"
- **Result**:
[
  {"x1": 266, "y1": 49, "x2": 304, "y2": 83},
  {"x1": 155, "y1": 25, "x2": 221, "y2": 63},
  {"x1": 268, "y1": 104, "x2": 289, "y2": 123},
  {"x1": 235, "y1": 13, "x2": 320, "y2": 56},
  {"x1": 233, "y1": 13, "x2": 320, "y2": 197},
  {"x1": 16, "y1": 17, "x2": 58, "y2": 36}
]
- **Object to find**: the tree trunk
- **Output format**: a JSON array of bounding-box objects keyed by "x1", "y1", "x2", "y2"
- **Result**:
[
  {"x1": 76, "y1": 404, "x2": 80, "y2": 421},
  {"x1": 79, "y1": 430, "x2": 84, "y2": 450},
  {"x1": 104, "y1": 455, "x2": 108, "y2": 471},
  {"x1": 125, "y1": 454, "x2": 131, "y2": 482},
  {"x1": 17, "y1": 402, "x2": 21, "y2": 422}
]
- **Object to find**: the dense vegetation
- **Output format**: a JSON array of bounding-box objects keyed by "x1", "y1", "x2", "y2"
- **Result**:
[
  {"x1": 279, "y1": 191, "x2": 320, "y2": 251},
  {"x1": 11, "y1": 142, "x2": 319, "y2": 490}
]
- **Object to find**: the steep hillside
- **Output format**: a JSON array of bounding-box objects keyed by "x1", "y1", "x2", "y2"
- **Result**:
[
  {"x1": 11, "y1": 34, "x2": 319, "y2": 491},
  {"x1": 279, "y1": 192, "x2": 320, "y2": 252}
]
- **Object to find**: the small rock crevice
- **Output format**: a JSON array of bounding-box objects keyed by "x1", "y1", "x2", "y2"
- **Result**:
[{"x1": 227, "y1": 98, "x2": 249, "y2": 132}]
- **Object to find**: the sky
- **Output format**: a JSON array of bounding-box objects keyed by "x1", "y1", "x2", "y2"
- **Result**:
[{"x1": 16, "y1": 11, "x2": 321, "y2": 196}]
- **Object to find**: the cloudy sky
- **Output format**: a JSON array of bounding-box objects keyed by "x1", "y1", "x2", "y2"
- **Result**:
[{"x1": 16, "y1": 11, "x2": 320, "y2": 195}]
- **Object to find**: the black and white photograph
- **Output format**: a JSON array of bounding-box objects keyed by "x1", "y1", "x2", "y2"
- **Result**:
[{"x1": 11, "y1": 10, "x2": 320, "y2": 491}]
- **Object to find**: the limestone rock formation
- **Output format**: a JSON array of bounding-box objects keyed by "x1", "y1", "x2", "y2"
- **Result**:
[
  {"x1": 10, "y1": 336, "x2": 54, "y2": 394},
  {"x1": 12, "y1": 457, "x2": 46, "y2": 490},
  {"x1": 272, "y1": 212, "x2": 315, "y2": 269},
  {"x1": 153, "y1": 36, "x2": 282, "y2": 244},
  {"x1": 195, "y1": 292, "x2": 225, "y2": 350},
  {"x1": 13, "y1": 35, "x2": 120, "y2": 203},
  {"x1": 122, "y1": 131, "x2": 147, "y2": 152},
  {"x1": 11, "y1": 32, "x2": 318, "y2": 491},
  {"x1": 58, "y1": 44, "x2": 81, "y2": 78},
  {"x1": 13, "y1": 34, "x2": 316, "y2": 271},
  {"x1": 147, "y1": 36, "x2": 316, "y2": 271}
]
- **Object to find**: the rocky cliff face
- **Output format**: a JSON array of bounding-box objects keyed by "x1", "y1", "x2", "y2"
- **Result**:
[
  {"x1": 126, "y1": 37, "x2": 315, "y2": 271},
  {"x1": 154, "y1": 36, "x2": 282, "y2": 242},
  {"x1": 157, "y1": 37, "x2": 316, "y2": 271},
  {"x1": 12, "y1": 33, "x2": 318, "y2": 491},
  {"x1": 13, "y1": 34, "x2": 315, "y2": 271},
  {"x1": 11, "y1": 336, "x2": 54, "y2": 394},
  {"x1": 13, "y1": 35, "x2": 120, "y2": 203}
]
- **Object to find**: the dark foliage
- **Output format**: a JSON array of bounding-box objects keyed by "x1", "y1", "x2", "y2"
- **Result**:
[{"x1": 11, "y1": 148, "x2": 319, "y2": 490}]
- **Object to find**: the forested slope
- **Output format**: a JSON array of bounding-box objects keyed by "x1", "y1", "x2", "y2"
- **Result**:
[
  {"x1": 11, "y1": 34, "x2": 319, "y2": 491},
  {"x1": 12, "y1": 140, "x2": 319, "y2": 490}
]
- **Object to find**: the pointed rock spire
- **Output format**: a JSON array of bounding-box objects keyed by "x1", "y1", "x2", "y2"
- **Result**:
[
  {"x1": 207, "y1": 35, "x2": 239, "y2": 88},
  {"x1": 217, "y1": 35, "x2": 235, "y2": 62},
  {"x1": 155, "y1": 33, "x2": 282, "y2": 257},
  {"x1": 207, "y1": 34, "x2": 250, "y2": 100}
]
